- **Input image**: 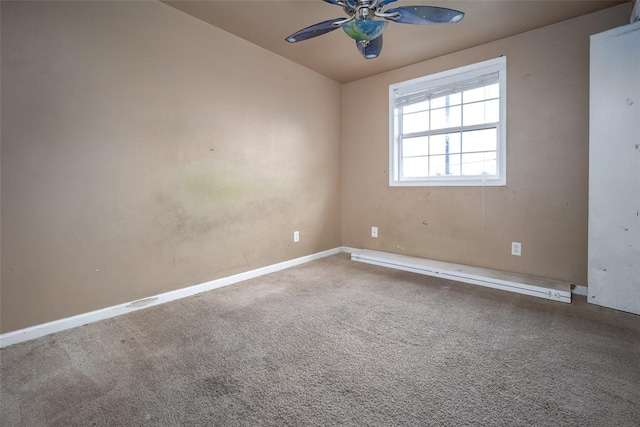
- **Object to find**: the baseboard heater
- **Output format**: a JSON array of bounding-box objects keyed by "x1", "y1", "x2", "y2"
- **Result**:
[{"x1": 351, "y1": 249, "x2": 571, "y2": 303}]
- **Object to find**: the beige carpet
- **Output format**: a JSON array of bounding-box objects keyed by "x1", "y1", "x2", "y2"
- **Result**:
[{"x1": 1, "y1": 253, "x2": 639, "y2": 426}]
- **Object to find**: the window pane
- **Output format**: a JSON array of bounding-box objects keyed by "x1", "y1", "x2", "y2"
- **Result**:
[
  {"x1": 485, "y1": 83, "x2": 499, "y2": 99},
  {"x1": 429, "y1": 155, "x2": 444, "y2": 176},
  {"x1": 461, "y1": 152, "x2": 497, "y2": 176},
  {"x1": 429, "y1": 154, "x2": 461, "y2": 177},
  {"x1": 403, "y1": 100, "x2": 429, "y2": 114},
  {"x1": 402, "y1": 111, "x2": 429, "y2": 134},
  {"x1": 485, "y1": 99, "x2": 499, "y2": 123},
  {"x1": 463, "y1": 99, "x2": 499, "y2": 126},
  {"x1": 431, "y1": 105, "x2": 461, "y2": 130},
  {"x1": 402, "y1": 136, "x2": 429, "y2": 157},
  {"x1": 431, "y1": 92, "x2": 461, "y2": 109},
  {"x1": 461, "y1": 128, "x2": 497, "y2": 153},
  {"x1": 463, "y1": 86, "x2": 487, "y2": 103},
  {"x1": 430, "y1": 133, "x2": 461, "y2": 155},
  {"x1": 402, "y1": 156, "x2": 428, "y2": 178},
  {"x1": 482, "y1": 159, "x2": 497, "y2": 177},
  {"x1": 463, "y1": 83, "x2": 499, "y2": 104}
]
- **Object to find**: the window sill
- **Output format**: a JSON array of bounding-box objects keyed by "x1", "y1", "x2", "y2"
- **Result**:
[{"x1": 390, "y1": 177, "x2": 506, "y2": 187}]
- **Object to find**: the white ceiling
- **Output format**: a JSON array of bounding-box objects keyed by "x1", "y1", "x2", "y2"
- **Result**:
[{"x1": 164, "y1": 0, "x2": 626, "y2": 83}]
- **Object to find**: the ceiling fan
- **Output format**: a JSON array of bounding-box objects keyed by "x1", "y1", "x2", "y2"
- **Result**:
[{"x1": 285, "y1": 0, "x2": 465, "y2": 59}]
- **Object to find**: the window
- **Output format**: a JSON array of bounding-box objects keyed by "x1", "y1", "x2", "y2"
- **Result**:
[{"x1": 389, "y1": 57, "x2": 506, "y2": 186}]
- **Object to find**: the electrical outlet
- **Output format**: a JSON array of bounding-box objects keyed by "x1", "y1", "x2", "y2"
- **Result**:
[
  {"x1": 294, "y1": 231, "x2": 299, "y2": 242},
  {"x1": 371, "y1": 226, "x2": 378, "y2": 238},
  {"x1": 511, "y1": 242, "x2": 522, "y2": 256}
]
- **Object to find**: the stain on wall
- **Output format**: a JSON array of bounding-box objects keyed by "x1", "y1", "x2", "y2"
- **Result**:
[{"x1": 0, "y1": 1, "x2": 341, "y2": 332}]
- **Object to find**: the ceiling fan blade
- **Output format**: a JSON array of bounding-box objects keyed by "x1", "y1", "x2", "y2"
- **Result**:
[
  {"x1": 285, "y1": 18, "x2": 344, "y2": 43},
  {"x1": 385, "y1": 6, "x2": 464, "y2": 25},
  {"x1": 356, "y1": 35, "x2": 383, "y2": 59},
  {"x1": 379, "y1": 0, "x2": 398, "y2": 6}
]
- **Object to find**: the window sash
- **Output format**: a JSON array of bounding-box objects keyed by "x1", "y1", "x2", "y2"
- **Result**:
[
  {"x1": 392, "y1": 72, "x2": 500, "y2": 109},
  {"x1": 398, "y1": 125, "x2": 500, "y2": 180},
  {"x1": 401, "y1": 122, "x2": 499, "y2": 139}
]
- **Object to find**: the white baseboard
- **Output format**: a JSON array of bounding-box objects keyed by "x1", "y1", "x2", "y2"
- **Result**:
[
  {"x1": 0, "y1": 247, "x2": 583, "y2": 348},
  {"x1": 0, "y1": 247, "x2": 349, "y2": 348},
  {"x1": 340, "y1": 246, "x2": 359, "y2": 254},
  {"x1": 351, "y1": 249, "x2": 572, "y2": 304}
]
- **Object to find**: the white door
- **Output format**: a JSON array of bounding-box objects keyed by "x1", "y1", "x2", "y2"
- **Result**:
[{"x1": 588, "y1": 21, "x2": 640, "y2": 315}]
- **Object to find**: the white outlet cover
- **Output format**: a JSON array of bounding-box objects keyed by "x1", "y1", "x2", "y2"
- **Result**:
[
  {"x1": 511, "y1": 242, "x2": 522, "y2": 256},
  {"x1": 371, "y1": 227, "x2": 378, "y2": 238},
  {"x1": 294, "y1": 231, "x2": 300, "y2": 242}
]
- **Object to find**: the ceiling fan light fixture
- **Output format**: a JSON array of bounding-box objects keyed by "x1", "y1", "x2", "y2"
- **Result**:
[{"x1": 342, "y1": 20, "x2": 388, "y2": 42}]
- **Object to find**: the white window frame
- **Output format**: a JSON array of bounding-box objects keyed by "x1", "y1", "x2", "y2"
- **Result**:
[{"x1": 389, "y1": 57, "x2": 507, "y2": 187}]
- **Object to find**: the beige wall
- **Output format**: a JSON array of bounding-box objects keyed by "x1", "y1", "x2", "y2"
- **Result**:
[
  {"x1": 1, "y1": 1, "x2": 632, "y2": 334},
  {"x1": 342, "y1": 4, "x2": 630, "y2": 285},
  {"x1": 1, "y1": 1, "x2": 342, "y2": 333}
]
